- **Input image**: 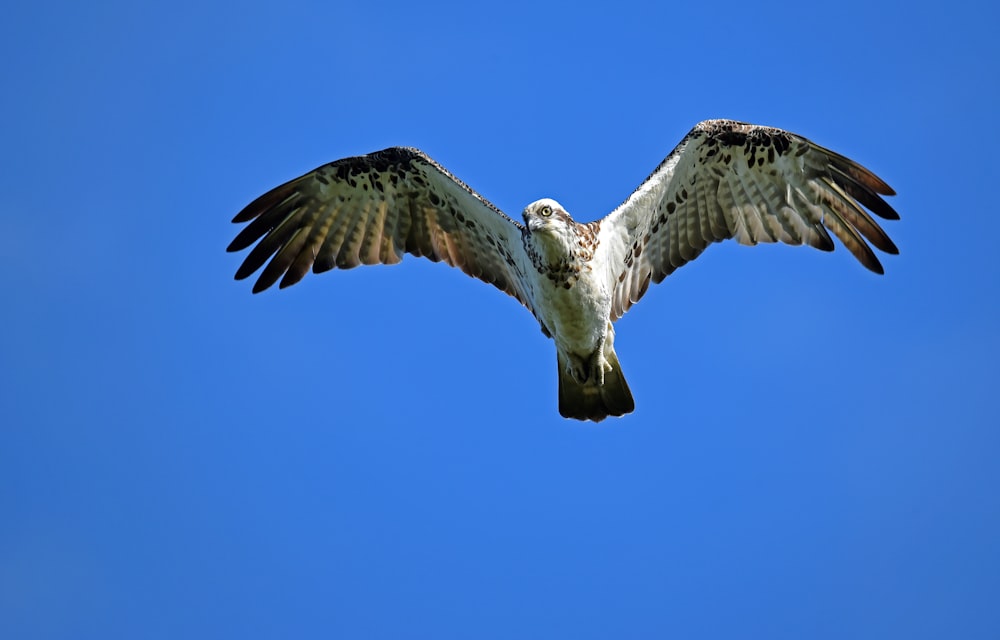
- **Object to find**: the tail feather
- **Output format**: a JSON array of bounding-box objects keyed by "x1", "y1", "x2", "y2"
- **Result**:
[{"x1": 557, "y1": 349, "x2": 635, "y2": 422}]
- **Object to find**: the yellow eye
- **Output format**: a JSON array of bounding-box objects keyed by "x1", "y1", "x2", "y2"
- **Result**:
[{"x1": 539, "y1": 204, "x2": 553, "y2": 217}]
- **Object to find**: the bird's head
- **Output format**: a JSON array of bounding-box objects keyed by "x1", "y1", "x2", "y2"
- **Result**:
[
  {"x1": 522, "y1": 198, "x2": 574, "y2": 234},
  {"x1": 521, "y1": 198, "x2": 584, "y2": 263}
]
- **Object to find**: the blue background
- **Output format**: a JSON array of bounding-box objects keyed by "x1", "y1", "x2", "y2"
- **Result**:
[{"x1": 3, "y1": 1, "x2": 998, "y2": 638}]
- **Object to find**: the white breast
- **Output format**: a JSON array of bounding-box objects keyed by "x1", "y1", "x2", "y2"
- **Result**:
[{"x1": 533, "y1": 266, "x2": 611, "y2": 358}]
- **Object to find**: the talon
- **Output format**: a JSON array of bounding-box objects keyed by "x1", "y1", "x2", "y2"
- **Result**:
[
  {"x1": 566, "y1": 355, "x2": 589, "y2": 383},
  {"x1": 588, "y1": 351, "x2": 609, "y2": 385}
]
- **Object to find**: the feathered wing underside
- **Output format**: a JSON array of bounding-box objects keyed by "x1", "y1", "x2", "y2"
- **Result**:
[
  {"x1": 599, "y1": 120, "x2": 900, "y2": 319},
  {"x1": 228, "y1": 147, "x2": 534, "y2": 309}
]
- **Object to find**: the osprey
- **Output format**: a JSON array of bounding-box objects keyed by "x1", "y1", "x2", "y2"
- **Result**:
[{"x1": 228, "y1": 120, "x2": 899, "y2": 421}]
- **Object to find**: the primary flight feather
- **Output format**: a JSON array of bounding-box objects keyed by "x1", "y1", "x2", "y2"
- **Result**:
[{"x1": 228, "y1": 119, "x2": 899, "y2": 421}]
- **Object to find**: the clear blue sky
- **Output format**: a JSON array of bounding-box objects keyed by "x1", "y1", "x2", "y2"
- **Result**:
[{"x1": 2, "y1": 1, "x2": 998, "y2": 638}]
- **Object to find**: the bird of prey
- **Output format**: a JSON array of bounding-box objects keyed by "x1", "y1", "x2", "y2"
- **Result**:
[{"x1": 228, "y1": 119, "x2": 899, "y2": 422}]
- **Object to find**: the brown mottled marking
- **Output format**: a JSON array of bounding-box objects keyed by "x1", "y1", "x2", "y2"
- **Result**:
[{"x1": 228, "y1": 119, "x2": 899, "y2": 423}]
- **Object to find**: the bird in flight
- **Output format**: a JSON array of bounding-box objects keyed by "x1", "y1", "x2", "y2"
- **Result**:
[{"x1": 228, "y1": 119, "x2": 899, "y2": 422}]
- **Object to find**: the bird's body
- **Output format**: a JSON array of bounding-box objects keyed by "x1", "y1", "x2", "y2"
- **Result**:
[
  {"x1": 519, "y1": 199, "x2": 633, "y2": 418},
  {"x1": 228, "y1": 120, "x2": 900, "y2": 421}
]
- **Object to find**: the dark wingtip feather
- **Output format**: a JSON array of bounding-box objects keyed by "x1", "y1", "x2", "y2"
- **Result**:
[
  {"x1": 234, "y1": 256, "x2": 265, "y2": 282},
  {"x1": 227, "y1": 196, "x2": 303, "y2": 253},
  {"x1": 862, "y1": 185, "x2": 899, "y2": 219},
  {"x1": 856, "y1": 170, "x2": 895, "y2": 197},
  {"x1": 834, "y1": 172, "x2": 901, "y2": 221},
  {"x1": 251, "y1": 278, "x2": 272, "y2": 294},
  {"x1": 880, "y1": 237, "x2": 900, "y2": 255},
  {"x1": 875, "y1": 200, "x2": 900, "y2": 221},
  {"x1": 279, "y1": 258, "x2": 311, "y2": 289},
  {"x1": 852, "y1": 242, "x2": 885, "y2": 275},
  {"x1": 251, "y1": 256, "x2": 290, "y2": 293},
  {"x1": 813, "y1": 229, "x2": 836, "y2": 252},
  {"x1": 227, "y1": 226, "x2": 262, "y2": 253},
  {"x1": 232, "y1": 178, "x2": 305, "y2": 224}
]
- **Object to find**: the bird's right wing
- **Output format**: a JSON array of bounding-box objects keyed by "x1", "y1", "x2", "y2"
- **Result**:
[{"x1": 228, "y1": 147, "x2": 536, "y2": 311}]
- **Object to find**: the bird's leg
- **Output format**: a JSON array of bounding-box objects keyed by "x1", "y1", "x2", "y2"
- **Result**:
[
  {"x1": 585, "y1": 331, "x2": 612, "y2": 386},
  {"x1": 566, "y1": 324, "x2": 617, "y2": 385},
  {"x1": 587, "y1": 323, "x2": 619, "y2": 385},
  {"x1": 588, "y1": 352, "x2": 606, "y2": 385},
  {"x1": 566, "y1": 353, "x2": 590, "y2": 384}
]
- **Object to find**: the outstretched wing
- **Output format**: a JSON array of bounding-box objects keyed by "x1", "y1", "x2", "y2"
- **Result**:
[
  {"x1": 228, "y1": 147, "x2": 533, "y2": 308},
  {"x1": 598, "y1": 119, "x2": 900, "y2": 319}
]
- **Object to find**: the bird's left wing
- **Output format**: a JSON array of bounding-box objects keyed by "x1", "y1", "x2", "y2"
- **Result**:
[
  {"x1": 228, "y1": 147, "x2": 534, "y2": 310},
  {"x1": 597, "y1": 120, "x2": 900, "y2": 319}
]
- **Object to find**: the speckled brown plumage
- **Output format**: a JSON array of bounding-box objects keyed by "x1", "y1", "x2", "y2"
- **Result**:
[
  {"x1": 228, "y1": 147, "x2": 531, "y2": 302},
  {"x1": 228, "y1": 119, "x2": 900, "y2": 422},
  {"x1": 602, "y1": 119, "x2": 898, "y2": 319}
]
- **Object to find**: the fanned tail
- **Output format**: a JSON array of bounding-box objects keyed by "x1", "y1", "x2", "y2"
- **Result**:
[{"x1": 557, "y1": 349, "x2": 635, "y2": 422}]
